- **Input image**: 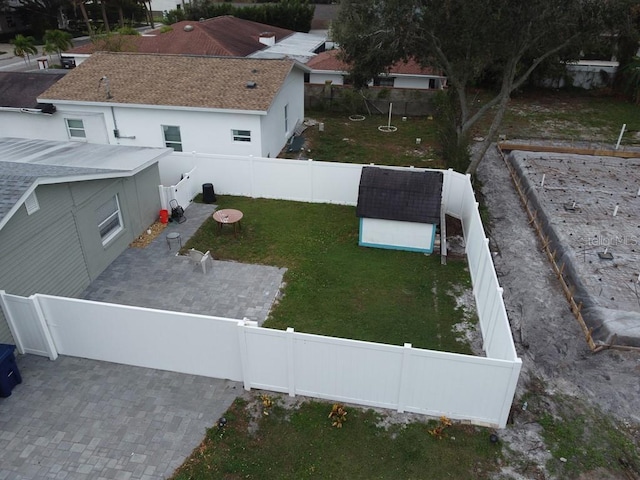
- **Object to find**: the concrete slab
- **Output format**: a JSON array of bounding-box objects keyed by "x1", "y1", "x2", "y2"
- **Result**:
[
  {"x1": 506, "y1": 148, "x2": 640, "y2": 347},
  {"x1": 0, "y1": 355, "x2": 240, "y2": 479},
  {"x1": 80, "y1": 202, "x2": 287, "y2": 325},
  {"x1": 0, "y1": 201, "x2": 286, "y2": 479}
]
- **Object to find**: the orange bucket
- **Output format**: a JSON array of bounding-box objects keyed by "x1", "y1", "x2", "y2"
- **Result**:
[{"x1": 159, "y1": 209, "x2": 169, "y2": 224}]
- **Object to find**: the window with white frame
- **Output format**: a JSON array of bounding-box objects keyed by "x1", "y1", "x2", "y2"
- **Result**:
[
  {"x1": 232, "y1": 129, "x2": 251, "y2": 142},
  {"x1": 97, "y1": 195, "x2": 123, "y2": 245},
  {"x1": 162, "y1": 125, "x2": 183, "y2": 151},
  {"x1": 65, "y1": 118, "x2": 86, "y2": 140}
]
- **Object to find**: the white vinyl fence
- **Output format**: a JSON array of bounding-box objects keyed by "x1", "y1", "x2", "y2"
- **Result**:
[
  {"x1": 158, "y1": 167, "x2": 198, "y2": 211},
  {"x1": 2, "y1": 153, "x2": 520, "y2": 428}
]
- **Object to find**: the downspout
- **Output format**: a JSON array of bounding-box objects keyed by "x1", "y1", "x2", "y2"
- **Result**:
[{"x1": 110, "y1": 106, "x2": 136, "y2": 141}]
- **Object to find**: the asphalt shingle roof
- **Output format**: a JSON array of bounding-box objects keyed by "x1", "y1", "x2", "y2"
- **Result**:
[
  {"x1": 39, "y1": 52, "x2": 296, "y2": 112},
  {"x1": 307, "y1": 49, "x2": 443, "y2": 76},
  {"x1": 356, "y1": 167, "x2": 443, "y2": 224},
  {"x1": 66, "y1": 16, "x2": 295, "y2": 57},
  {"x1": 0, "y1": 71, "x2": 66, "y2": 108}
]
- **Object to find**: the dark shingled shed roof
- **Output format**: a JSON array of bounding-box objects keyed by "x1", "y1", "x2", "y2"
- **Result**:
[{"x1": 356, "y1": 167, "x2": 443, "y2": 224}]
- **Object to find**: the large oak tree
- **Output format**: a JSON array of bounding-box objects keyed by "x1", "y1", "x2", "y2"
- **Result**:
[{"x1": 332, "y1": 0, "x2": 628, "y2": 174}]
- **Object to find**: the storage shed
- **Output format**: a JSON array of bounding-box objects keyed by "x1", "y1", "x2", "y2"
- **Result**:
[{"x1": 356, "y1": 167, "x2": 443, "y2": 253}]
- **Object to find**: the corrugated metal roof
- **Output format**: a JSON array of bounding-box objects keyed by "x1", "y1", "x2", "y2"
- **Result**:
[
  {"x1": 356, "y1": 167, "x2": 443, "y2": 224},
  {"x1": 0, "y1": 137, "x2": 170, "y2": 229},
  {"x1": 249, "y1": 32, "x2": 327, "y2": 63}
]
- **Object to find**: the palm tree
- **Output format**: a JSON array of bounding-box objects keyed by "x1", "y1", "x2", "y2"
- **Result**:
[
  {"x1": 43, "y1": 29, "x2": 73, "y2": 65},
  {"x1": 42, "y1": 40, "x2": 57, "y2": 65},
  {"x1": 11, "y1": 34, "x2": 38, "y2": 65}
]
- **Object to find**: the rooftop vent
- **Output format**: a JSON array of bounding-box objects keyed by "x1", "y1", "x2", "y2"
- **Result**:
[
  {"x1": 246, "y1": 81, "x2": 257, "y2": 89},
  {"x1": 183, "y1": 24, "x2": 194, "y2": 32},
  {"x1": 258, "y1": 32, "x2": 276, "y2": 47}
]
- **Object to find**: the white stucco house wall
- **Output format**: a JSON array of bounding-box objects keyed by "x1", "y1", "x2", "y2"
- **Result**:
[
  {"x1": 35, "y1": 52, "x2": 310, "y2": 158},
  {"x1": 306, "y1": 50, "x2": 447, "y2": 90}
]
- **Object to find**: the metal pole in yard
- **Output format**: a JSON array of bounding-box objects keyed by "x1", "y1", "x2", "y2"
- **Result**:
[{"x1": 615, "y1": 124, "x2": 626, "y2": 150}]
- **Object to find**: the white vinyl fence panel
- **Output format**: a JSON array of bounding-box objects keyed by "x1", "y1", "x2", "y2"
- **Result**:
[
  {"x1": 37, "y1": 295, "x2": 244, "y2": 381},
  {"x1": 0, "y1": 291, "x2": 56, "y2": 360},
  {"x1": 4, "y1": 292, "x2": 519, "y2": 427},
  {"x1": 4, "y1": 154, "x2": 520, "y2": 427}
]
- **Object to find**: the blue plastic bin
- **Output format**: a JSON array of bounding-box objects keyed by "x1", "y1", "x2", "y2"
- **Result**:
[{"x1": 0, "y1": 344, "x2": 22, "y2": 397}]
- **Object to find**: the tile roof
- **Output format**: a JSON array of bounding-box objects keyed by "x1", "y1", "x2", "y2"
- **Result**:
[
  {"x1": 39, "y1": 52, "x2": 297, "y2": 112},
  {"x1": 356, "y1": 167, "x2": 443, "y2": 224},
  {"x1": 66, "y1": 16, "x2": 295, "y2": 57},
  {"x1": 0, "y1": 137, "x2": 169, "y2": 229},
  {"x1": 307, "y1": 49, "x2": 444, "y2": 77},
  {"x1": 0, "y1": 71, "x2": 66, "y2": 108}
]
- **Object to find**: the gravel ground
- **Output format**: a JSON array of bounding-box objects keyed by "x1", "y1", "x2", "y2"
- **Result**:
[{"x1": 477, "y1": 143, "x2": 640, "y2": 479}]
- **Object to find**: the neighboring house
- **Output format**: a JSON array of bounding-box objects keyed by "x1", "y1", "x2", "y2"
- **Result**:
[
  {"x1": 356, "y1": 167, "x2": 443, "y2": 253},
  {"x1": 0, "y1": 137, "x2": 171, "y2": 344},
  {"x1": 306, "y1": 49, "x2": 447, "y2": 90},
  {"x1": 541, "y1": 60, "x2": 619, "y2": 89},
  {"x1": 0, "y1": 71, "x2": 66, "y2": 140},
  {"x1": 35, "y1": 52, "x2": 310, "y2": 157},
  {"x1": 62, "y1": 16, "x2": 326, "y2": 67}
]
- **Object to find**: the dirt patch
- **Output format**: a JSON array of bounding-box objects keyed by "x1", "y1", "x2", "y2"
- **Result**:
[
  {"x1": 129, "y1": 220, "x2": 167, "y2": 248},
  {"x1": 477, "y1": 143, "x2": 640, "y2": 478}
]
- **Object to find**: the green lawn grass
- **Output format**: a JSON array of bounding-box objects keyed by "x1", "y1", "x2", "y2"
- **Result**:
[
  {"x1": 184, "y1": 195, "x2": 472, "y2": 353},
  {"x1": 287, "y1": 110, "x2": 444, "y2": 168},
  {"x1": 171, "y1": 396, "x2": 502, "y2": 480},
  {"x1": 293, "y1": 90, "x2": 640, "y2": 169}
]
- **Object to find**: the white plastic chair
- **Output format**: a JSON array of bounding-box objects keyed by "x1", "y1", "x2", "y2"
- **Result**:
[{"x1": 188, "y1": 248, "x2": 213, "y2": 274}]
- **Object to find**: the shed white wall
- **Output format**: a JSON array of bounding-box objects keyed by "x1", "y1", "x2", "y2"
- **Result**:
[{"x1": 359, "y1": 218, "x2": 435, "y2": 253}]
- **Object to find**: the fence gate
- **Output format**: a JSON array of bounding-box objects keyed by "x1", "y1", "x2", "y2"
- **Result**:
[{"x1": 0, "y1": 291, "x2": 57, "y2": 360}]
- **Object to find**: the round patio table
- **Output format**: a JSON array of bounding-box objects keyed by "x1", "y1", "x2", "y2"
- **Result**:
[{"x1": 213, "y1": 209, "x2": 243, "y2": 234}]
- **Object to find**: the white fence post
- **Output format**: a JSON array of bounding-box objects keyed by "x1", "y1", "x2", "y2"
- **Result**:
[
  {"x1": 237, "y1": 319, "x2": 253, "y2": 391},
  {"x1": 286, "y1": 327, "x2": 296, "y2": 397},
  {"x1": 497, "y1": 359, "x2": 522, "y2": 428},
  {"x1": 397, "y1": 343, "x2": 412, "y2": 413}
]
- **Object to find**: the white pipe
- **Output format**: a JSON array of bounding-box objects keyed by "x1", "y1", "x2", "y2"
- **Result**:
[
  {"x1": 613, "y1": 204, "x2": 619, "y2": 217},
  {"x1": 388, "y1": 103, "x2": 393, "y2": 128},
  {"x1": 540, "y1": 174, "x2": 545, "y2": 188},
  {"x1": 615, "y1": 123, "x2": 626, "y2": 150}
]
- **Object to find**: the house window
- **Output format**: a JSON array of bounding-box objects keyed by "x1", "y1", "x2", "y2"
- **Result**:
[
  {"x1": 284, "y1": 105, "x2": 289, "y2": 133},
  {"x1": 162, "y1": 125, "x2": 182, "y2": 151},
  {"x1": 65, "y1": 118, "x2": 86, "y2": 140},
  {"x1": 97, "y1": 195, "x2": 123, "y2": 245},
  {"x1": 373, "y1": 76, "x2": 395, "y2": 87},
  {"x1": 25, "y1": 191, "x2": 40, "y2": 215},
  {"x1": 232, "y1": 129, "x2": 251, "y2": 142}
]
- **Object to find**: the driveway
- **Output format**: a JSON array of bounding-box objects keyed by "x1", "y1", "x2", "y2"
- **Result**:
[{"x1": 0, "y1": 202, "x2": 286, "y2": 479}]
